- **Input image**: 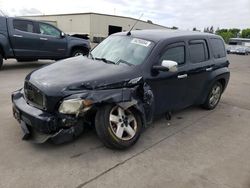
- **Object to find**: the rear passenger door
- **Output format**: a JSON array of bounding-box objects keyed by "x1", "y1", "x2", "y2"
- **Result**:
[
  {"x1": 8, "y1": 19, "x2": 41, "y2": 57},
  {"x1": 185, "y1": 39, "x2": 214, "y2": 105}
]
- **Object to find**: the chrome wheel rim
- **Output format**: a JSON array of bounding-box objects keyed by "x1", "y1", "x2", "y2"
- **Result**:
[
  {"x1": 209, "y1": 84, "x2": 221, "y2": 107},
  {"x1": 109, "y1": 106, "x2": 137, "y2": 141},
  {"x1": 74, "y1": 52, "x2": 83, "y2": 56}
]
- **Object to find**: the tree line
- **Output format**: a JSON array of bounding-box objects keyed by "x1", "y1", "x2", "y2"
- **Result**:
[
  {"x1": 203, "y1": 26, "x2": 250, "y2": 43},
  {"x1": 170, "y1": 26, "x2": 250, "y2": 44}
]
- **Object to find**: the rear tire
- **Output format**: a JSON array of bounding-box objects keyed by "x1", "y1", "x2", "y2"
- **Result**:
[
  {"x1": 71, "y1": 48, "x2": 89, "y2": 57},
  {"x1": 0, "y1": 54, "x2": 3, "y2": 70},
  {"x1": 202, "y1": 82, "x2": 223, "y2": 110},
  {"x1": 95, "y1": 104, "x2": 142, "y2": 150}
]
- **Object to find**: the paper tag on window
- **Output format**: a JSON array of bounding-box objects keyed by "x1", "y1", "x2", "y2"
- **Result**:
[{"x1": 131, "y1": 38, "x2": 151, "y2": 47}]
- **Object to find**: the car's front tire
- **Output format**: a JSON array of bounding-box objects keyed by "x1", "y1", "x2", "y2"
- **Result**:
[
  {"x1": 202, "y1": 82, "x2": 223, "y2": 110},
  {"x1": 71, "y1": 48, "x2": 89, "y2": 57},
  {"x1": 95, "y1": 104, "x2": 142, "y2": 150}
]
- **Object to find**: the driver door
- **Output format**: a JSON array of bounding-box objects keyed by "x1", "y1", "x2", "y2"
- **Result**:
[{"x1": 147, "y1": 42, "x2": 189, "y2": 115}]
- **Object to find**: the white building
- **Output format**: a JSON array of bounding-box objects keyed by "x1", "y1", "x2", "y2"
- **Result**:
[
  {"x1": 24, "y1": 12, "x2": 168, "y2": 42},
  {"x1": 229, "y1": 38, "x2": 250, "y2": 47}
]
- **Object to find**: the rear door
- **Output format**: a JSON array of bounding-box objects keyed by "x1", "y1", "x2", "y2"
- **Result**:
[
  {"x1": 8, "y1": 19, "x2": 41, "y2": 57},
  {"x1": 185, "y1": 38, "x2": 214, "y2": 105},
  {"x1": 36, "y1": 22, "x2": 67, "y2": 58}
]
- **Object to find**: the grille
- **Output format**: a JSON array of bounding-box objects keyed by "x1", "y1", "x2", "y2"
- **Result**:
[{"x1": 24, "y1": 81, "x2": 46, "y2": 110}]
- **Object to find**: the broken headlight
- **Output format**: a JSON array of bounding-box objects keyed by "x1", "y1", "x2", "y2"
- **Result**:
[{"x1": 58, "y1": 99, "x2": 93, "y2": 114}]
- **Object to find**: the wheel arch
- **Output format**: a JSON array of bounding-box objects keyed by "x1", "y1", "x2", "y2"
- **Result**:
[
  {"x1": 217, "y1": 78, "x2": 226, "y2": 92},
  {"x1": 199, "y1": 69, "x2": 230, "y2": 105},
  {"x1": 127, "y1": 105, "x2": 146, "y2": 127},
  {"x1": 70, "y1": 45, "x2": 90, "y2": 56}
]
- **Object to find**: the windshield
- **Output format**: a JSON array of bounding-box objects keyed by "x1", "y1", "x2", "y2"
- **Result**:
[{"x1": 91, "y1": 35, "x2": 154, "y2": 66}]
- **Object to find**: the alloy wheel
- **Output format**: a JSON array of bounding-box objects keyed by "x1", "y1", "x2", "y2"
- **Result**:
[
  {"x1": 209, "y1": 84, "x2": 222, "y2": 107},
  {"x1": 109, "y1": 106, "x2": 137, "y2": 141},
  {"x1": 74, "y1": 52, "x2": 83, "y2": 56}
]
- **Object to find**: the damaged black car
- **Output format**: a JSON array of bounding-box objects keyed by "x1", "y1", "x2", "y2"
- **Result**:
[{"x1": 12, "y1": 30, "x2": 230, "y2": 149}]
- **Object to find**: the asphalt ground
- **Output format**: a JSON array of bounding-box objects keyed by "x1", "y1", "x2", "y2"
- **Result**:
[{"x1": 0, "y1": 54, "x2": 250, "y2": 188}]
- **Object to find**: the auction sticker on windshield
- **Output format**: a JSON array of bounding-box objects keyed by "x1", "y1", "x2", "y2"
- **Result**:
[{"x1": 131, "y1": 38, "x2": 151, "y2": 47}]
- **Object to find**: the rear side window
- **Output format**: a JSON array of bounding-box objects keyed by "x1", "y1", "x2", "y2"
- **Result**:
[
  {"x1": 189, "y1": 40, "x2": 209, "y2": 63},
  {"x1": 13, "y1": 20, "x2": 34, "y2": 33},
  {"x1": 160, "y1": 46, "x2": 185, "y2": 65},
  {"x1": 210, "y1": 38, "x2": 226, "y2": 58}
]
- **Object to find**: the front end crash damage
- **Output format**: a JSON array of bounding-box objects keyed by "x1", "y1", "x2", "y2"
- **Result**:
[
  {"x1": 63, "y1": 79, "x2": 155, "y2": 126},
  {"x1": 26, "y1": 121, "x2": 84, "y2": 144},
  {"x1": 12, "y1": 78, "x2": 154, "y2": 144},
  {"x1": 12, "y1": 89, "x2": 87, "y2": 144}
]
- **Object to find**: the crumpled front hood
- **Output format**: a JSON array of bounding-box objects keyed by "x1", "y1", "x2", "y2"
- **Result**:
[{"x1": 26, "y1": 56, "x2": 141, "y2": 96}]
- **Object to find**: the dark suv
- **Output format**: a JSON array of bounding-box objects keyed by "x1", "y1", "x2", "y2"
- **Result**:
[
  {"x1": 12, "y1": 30, "x2": 230, "y2": 149},
  {"x1": 0, "y1": 16, "x2": 90, "y2": 69}
]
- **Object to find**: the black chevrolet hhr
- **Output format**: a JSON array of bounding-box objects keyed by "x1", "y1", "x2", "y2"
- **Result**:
[{"x1": 12, "y1": 30, "x2": 230, "y2": 149}]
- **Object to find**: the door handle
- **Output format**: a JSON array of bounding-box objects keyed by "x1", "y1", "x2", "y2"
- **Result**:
[
  {"x1": 206, "y1": 67, "x2": 213, "y2": 71},
  {"x1": 178, "y1": 74, "x2": 188, "y2": 79},
  {"x1": 40, "y1": 37, "x2": 48, "y2": 41},
  {"x1": 13, "y1": 34, "x2": 23, "y2": 38}
]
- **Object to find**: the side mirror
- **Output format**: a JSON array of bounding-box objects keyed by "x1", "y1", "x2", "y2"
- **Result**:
[
  {"x1": 152, "y1": 60, "x2": 178, "y2": 72},
  {"x1": 61, "y1": 32, "x2": 65, "y2": 38}
]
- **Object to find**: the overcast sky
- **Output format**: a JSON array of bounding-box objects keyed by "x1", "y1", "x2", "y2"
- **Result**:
[{"x1": 0, "y1": 0, "x2": 249, "y2": 30}]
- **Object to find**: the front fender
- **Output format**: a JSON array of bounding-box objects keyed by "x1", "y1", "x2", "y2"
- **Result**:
[
  {"x1": 66, "y1": 36, "x2": 90, "y2": 56},
  {"x1": 62, "y1": 83, "x2": 155, "y2": 127}
]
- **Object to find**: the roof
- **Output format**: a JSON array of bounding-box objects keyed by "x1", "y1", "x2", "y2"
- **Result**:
[
  {"x1": 115, "y1": 29, "x2": 218, "y2": 43},
  {"x1": 23, "y1": 12, "x2": 168, "y2": 29}
]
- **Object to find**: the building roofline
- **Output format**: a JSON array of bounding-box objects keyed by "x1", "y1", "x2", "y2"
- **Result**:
[
  {"x1": 230, "y1": 38, "x2": 250, "y2": 41},
  {"x1": 22, "y1": 12, "x2": 169, "y2": 29}
]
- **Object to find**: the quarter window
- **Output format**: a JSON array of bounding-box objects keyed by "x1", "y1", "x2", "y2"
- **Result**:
[
  {"x1": 210, "y1": 38, "x2": 226, "y2": 58},
  {"x1": 39, "y1": 23, "x2": 61, "y2": 37},
  {"x1": 13, "y1": 20, "x2": 34, "y2": 33},
  {"x1": 160, "y1": 46, "x2": 185, "y2": 65},
  {"x1": 189, "y1": 40, "x2": 209, "y2": 63}
]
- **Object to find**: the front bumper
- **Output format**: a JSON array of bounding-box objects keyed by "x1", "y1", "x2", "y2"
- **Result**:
[{"x1": 11, "y1": 89, "x2": 84, "y2": 144}]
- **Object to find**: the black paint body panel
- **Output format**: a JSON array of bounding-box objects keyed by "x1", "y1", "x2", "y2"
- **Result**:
[{"x1": 11, "y1": 30, "x2": 230, "y2": 143}]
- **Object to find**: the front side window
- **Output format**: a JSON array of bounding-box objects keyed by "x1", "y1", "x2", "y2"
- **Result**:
[
  {"x1": 13, "y1": 20, "x2": 34, "y2": 33},
  {"x1": 160, "y1": 46, "x2": 185, "y2": 65},
  {"x1": 39, "y1": 23, "x2": 60, "y2": 37},
  {"x1": 189, "y1": 40, "x2": 209, "y2": 63},
  {"x1": 91, "y1": 36, "x2": 154, "y2": 66}
]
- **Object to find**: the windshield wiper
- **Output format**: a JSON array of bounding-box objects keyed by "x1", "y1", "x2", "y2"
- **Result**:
[
  {"x1": 95, "y1": 57, "x2": 116, "y2": 65},
  {"x1": 88, "y1": 52, "x2": 94, "y2": 59},
  {"x1": 117, "y1": 59, "x2": 133, "y2": 66}
]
